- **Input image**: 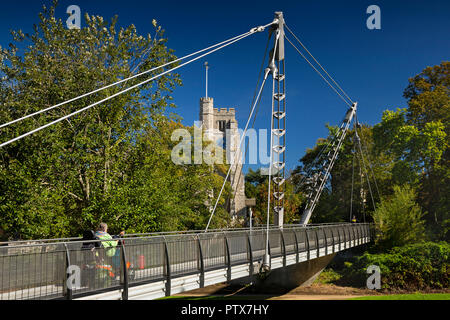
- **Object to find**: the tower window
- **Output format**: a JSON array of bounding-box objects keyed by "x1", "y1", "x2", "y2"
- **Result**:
[{"x1": 218, "y1": 120, "x2": 227, "y2": 132}]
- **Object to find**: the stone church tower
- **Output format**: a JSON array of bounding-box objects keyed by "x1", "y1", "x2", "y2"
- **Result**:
[{"x1": 199, "y1": 97, "x2": 247, "y2": 220}]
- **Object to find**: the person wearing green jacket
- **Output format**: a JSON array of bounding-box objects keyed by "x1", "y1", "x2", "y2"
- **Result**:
[
  {"x1": 94, "y1": 223, "x2": 125, "y2": 281},
  {"x1": 94, "y1": 223, "x2": 124, "y2": 257}
]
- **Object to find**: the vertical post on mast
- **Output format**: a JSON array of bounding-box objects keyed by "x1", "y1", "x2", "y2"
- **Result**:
[
  {"x1": 271, "y1": 12, "x2": 286, "y2": 228},
  {"x1": 263, "y1": 11, "x2": 286, "y2": 270}
]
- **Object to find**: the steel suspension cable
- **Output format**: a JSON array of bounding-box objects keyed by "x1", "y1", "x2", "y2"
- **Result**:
[
  {"x1": 231, "y1": 35, "x2": 271, "y2": 201},
  {"x1": 295, "y1": 122, "x2": 345, "y2": 190},
  {"x1": 0, "y1": 23, "x2": 275, "y2": 130},
  {"x1": 284, "y1": 24, "x2": 354, "y2": 104},
  {"x1": 354, "y1": 119, "x2": 381, "y2": 201},
  {"x1": 284, "y1": 24, "x2": 354, "y2": 105},
  {"x1": 205, "y1": 20, "x2": 281, "y2": 232},
  {"x1": 204, "y1": 68, "x2": 271, "y2": 232},
  {"x1": 356, "y1": 137, "x2": 376, "y2": 213},
  {"x1": 0, "y1": 29, "x2": 265, "y2": 148},
  {"x1": 357, "y1": 153, "x2": 367, "y2": 223},
  {"x1": 350, "y1": 149, "x2": 356, "y2": 222},
  {"x1": 307, "y1": 116, "x2": 353, "y2": 215},
  {"x1": 265, "y1": 29, "x2": 281, "y2": 264},
  {"x1": 285, "y1": 35, "x2": 352, "y2": 108},
  {"x1": 265, "y1": 74, "x2": 276, "y2": 262}
]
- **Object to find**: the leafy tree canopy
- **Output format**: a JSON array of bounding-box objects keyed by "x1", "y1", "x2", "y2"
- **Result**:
[{"x1": 0, "y1": 1, "x2": 230, "y2": 240}]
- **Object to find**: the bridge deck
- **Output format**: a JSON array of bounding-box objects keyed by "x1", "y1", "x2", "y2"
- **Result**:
[{"x1": 0, "y1": 223, "x2": 373, "y2": 300}]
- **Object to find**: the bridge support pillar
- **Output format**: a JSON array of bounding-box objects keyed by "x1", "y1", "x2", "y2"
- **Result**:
[
  {"x1": 255, "y1": 253, "x2": 335, "y2": 292},
  {"x1": 231, "y1": 253, "x2": 336, "y2": 292}
]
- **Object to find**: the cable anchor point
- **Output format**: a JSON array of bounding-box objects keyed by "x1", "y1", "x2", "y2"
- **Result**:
[{"x1": 250, "y1": 25, "x2": 269, "y2": 34}]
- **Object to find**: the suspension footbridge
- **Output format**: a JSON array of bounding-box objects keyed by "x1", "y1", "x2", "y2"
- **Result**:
[
  {"x1": 0, "y1": 224, "x2": 373, "y2": 300},
  {"x1": 0, "y1": 12, "x2": 378, "y2": 300}
]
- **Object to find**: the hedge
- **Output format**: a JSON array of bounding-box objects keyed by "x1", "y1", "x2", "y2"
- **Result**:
[{"x1": 344, "y1": 242, "x2": 449, "y2": 290}]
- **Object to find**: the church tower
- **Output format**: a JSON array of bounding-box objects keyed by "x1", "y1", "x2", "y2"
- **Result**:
[{"x1": 199, "y1": 99, "x2": 247, "y2": 220}]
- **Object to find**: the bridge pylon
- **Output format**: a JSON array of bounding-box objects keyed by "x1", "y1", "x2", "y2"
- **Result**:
[
  {"x1": 269, "y1": 12, "x2": 286, "y2": 228},
  {"x1": 299, "y1": 102, "x2": 358, "y2": 225},
  {"x1": 263, "y1": 11, "x2": 286, "y2": 270}
]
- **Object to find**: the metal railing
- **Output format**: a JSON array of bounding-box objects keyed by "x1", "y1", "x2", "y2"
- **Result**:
[{"x1": 0, "y1": 223, "x2": 374, "y2": 300}]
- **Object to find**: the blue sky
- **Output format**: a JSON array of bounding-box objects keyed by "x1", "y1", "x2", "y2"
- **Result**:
[{"x1": 1, "y1": 0, "x2": 449, "y2": 173}]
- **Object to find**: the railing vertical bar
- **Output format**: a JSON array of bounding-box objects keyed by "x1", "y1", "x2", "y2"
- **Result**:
[
  {"x1": 305, "y1": 229, "x2": 310, "y2": 260},
  {"x1": 348, "y1": 226, "x2": 351, "y2": 246},
  {"x1": 343, "y1": 226, "x2": 347, "y2": 249},
  {"x1": 280, "y1": 229, "x2": 286, "y2": 267},
  {"x1": 63, "y1": 243, "x2": 72, "y2": 300},
  {"x1": 223, "y1": 233, "x2": 231, "y2": 282},
  {"x1": 349, "y1": 226, "x2": 352, "y2": 247},
  {"x1": 357, "y1": 225, "x2": 361, "y2": 246},
  {"x1": 363, "y1": 224, "x2": 367, "y2": 243},
  {"x1": 121, "y1": 243, "x2": 129, "y2": 300},
  {"x1": 197, "y1": 236, "x2": 205, "y2": 288},
  {"x1": 268, "y1": 230, "x2": 271, "y2": 268},
  {"x1": 0, "y1": 251, "x2": 3, "y2": 300},
  {"x1": 293, "y1": 229, "x2": 299, "y2": 263},
  {"x1": 163, "y1": 237, "x2": 171, "y2": 297},
  {"x1": 362, "y1": 224, "x2": 365, "y2": 242},
  {"x1": 330, "y1": 228, "x2": 335, "y2": 254},
  {"x1": 337, "y1": 227, "x2": 341, "y2": 251},
  {"x1": 351, "y1": 226, "x2": 356, "y2": 247},
  {"x1": 22, "y1": 247, "x2": 26, "y2": 299},
  {"x1": 8, "y1": 254, "x2": 11, "y2": 300},
  {"x1": 38, "y1": 248, "x2": 42, "y2": 299},
  {"x1": 314, "y1": 229, "x2": 320, "y2": 258},
  {"x1": 247, "y1": 232, "x2": 253, "y2": 278}
]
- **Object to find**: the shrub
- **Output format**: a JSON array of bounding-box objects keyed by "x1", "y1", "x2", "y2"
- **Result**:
[
  {"x1": 373, "y1": 185, "x2": 426, "y2": 249},
  {"x1": 346, "y1": 242, "x2": 449, "y2": 290}
]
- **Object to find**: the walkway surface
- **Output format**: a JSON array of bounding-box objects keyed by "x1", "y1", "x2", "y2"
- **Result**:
[
  {"x1": 173, "y1": 282, "x2": 378, "y2": 300},
  {"x1": 269, "y1": 283, "x2": 376, "y2": 300}
]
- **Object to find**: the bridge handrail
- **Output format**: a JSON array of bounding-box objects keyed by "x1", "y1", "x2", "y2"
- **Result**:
[
  {"x1": 0, "y1": 223, "x2": 374, "y2": 301},
  {"x1": 0, "y1": 223, "x2": 367, "y2": 248},
  {"x1": 0, "y1": 226, "x2": 291, "y2": 246}
]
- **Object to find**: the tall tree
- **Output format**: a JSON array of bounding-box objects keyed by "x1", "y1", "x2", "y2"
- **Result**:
[
  {"x1": 293, "y1": 124, "x2": 389, "y2": 224},
  {"x1": 373, "y1": 62, "x2": 449, "y2": 240},
  {"x1": 244, "y1": 168, "x2": 302, "y2": 225},
  {"x1": 0, "y1": 2, "x2": 230, "y2": 239}
]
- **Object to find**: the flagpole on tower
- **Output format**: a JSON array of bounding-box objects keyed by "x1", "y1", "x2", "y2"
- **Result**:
[{"x1": 205, "y1": 61, "x2": 209, "y2": 98}]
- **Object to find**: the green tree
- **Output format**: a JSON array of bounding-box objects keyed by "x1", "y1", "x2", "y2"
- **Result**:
[
  {"x1": 403, "y1": 62, "x2": 450, "y2": 134},
  {"x1": 0, "y1": 1, "x2": 230, "y2": 239},
  {"x1": 373, "y1": 62, "x2": 449, "y2": 240},
  {"x1": 1, "y1": 2, "x2": 179, "y2": 238},
  {"x1": 100, "y1": 118, "x2": 232, "y2": 233},
  {"x1": 244, "y1": 168, "x2": 302, "y2": 225},
  {"x1": 292, "y1": 62, "x2": 449, "y2": 234},
  {"x1": 373, "y1": 185, "x2": 425, "y2": 249},
  {"x1": 293, "y1": 124, "x2": 390, "y2": 224}
]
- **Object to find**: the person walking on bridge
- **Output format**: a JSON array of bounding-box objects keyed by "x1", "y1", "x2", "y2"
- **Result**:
[
  {"x1": 94, "y1": 222, "x2": 125, "y2": 256},
  {"x1": 94, "y1": 223, "x2": 125, "y2": 280}
]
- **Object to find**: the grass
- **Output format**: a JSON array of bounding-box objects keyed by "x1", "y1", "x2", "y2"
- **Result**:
[
  {"x1": 158, "y1": 295, "x2": 268, "y2": 301},
  {"x1": 349, "y1": 293, "x2": 450, "y2": 300},
  {"x1": 160, "y1": 293, "x2": 450, "y2": 301}
]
